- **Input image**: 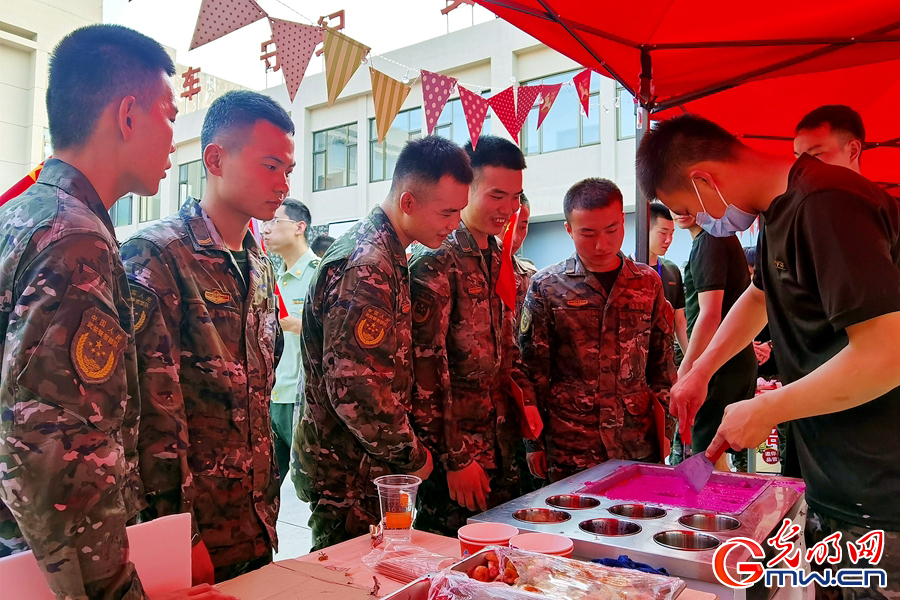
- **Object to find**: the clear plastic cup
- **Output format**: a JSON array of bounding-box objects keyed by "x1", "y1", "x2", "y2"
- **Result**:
[{"x1": 373, "y1": 474, "x2": 421, "y2": 543}]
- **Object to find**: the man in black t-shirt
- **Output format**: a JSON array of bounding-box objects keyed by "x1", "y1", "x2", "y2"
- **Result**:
[
  {"x1": 675, "y1": 213, "x2": 756, "y2": 470},
  {"x1": 637, "y1": 114, "x2": 900, "y2": 598},
  {"x1": 647, "y1": 203, "x2": 688, "y2": 355}
]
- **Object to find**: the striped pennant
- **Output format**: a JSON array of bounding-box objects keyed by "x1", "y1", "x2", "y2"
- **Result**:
[
  {"x1": 323, "y1": 27, "x2": 370, "y2": 106},
  {"x1": 370, "y1": 67, "x2": 412, "y2": 144}
]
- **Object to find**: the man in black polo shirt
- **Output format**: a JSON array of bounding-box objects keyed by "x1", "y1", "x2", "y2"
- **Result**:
[
  {"x1": 637, "y1": 114, "x2": 900, "y2": 598},
  {"x1": 675, "y1": 211, "x2": 756, "y2": 471}
]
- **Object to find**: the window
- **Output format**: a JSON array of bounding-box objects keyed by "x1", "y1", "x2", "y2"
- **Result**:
[
  {"x1": 370, "y1": 108, "x2": 421, "y2": 183},
  {"x1": 617, "y1": 86, "x2": 637, "y2": 140},
  {"x1": 313, "y1": 123, "x2": 358, "y2": 192},
  {"x1": 178, "y1": 160, "x2": 206, "y2": 206},
  {"x1": 369, "y1": 95, "x2": 492, "y2": 183},
  {"x1": 520, "y1": 70, "x2": 600, "y2": 155},
  {"x1": 433, "y1": 96, "x2": 492, "y2": 145},
  {"x1": 110, "y1": 194, "x2": 133, "y2": 227},
  {"x1": 138, "y1": 193, "x2": 161, "y2": 223}
]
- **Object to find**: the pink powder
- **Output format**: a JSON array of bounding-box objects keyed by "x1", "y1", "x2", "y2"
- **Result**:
[{"x1": 580, "y1": 473, "x2": 767, "y2": 514}]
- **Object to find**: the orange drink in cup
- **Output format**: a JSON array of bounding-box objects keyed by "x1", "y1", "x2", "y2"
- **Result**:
[{"x1": 374, "y1": 475, "x2": 421, "y2": 542}]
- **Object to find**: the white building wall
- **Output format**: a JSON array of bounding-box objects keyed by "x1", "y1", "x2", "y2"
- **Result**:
[{"x1": 0, "y1": 0, "x2": 102, "y2": 191}]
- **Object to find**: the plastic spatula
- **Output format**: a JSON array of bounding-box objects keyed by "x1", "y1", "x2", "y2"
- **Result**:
[{"x1": 674, "y1": 438, "x2": 730, "y2": 493}]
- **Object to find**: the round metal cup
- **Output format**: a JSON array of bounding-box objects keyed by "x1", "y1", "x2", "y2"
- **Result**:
[
  {"x1": 678, "y1": 513, "x2": 741, "y2": 532},
  {"x1": 653, "y1": 530, "x2": 721, "y2": 551},
  {"x1": 545, "y1": 494, "x2": 601, "y2": 510},
  {"x1": 578, "y1": 518, "x2": 642, "y2": 536},
  {"x1": 512, "y1": 508, "x2": 571, "y2": 524},
  {"x1": 608, "y1": 504, "x2": 667, "y2": 519}
]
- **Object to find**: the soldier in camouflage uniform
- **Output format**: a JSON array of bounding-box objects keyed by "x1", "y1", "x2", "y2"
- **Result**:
[
  {"x1": 509, "y1": 194, "x2": 537, "y2": 324},
  {"x1": 121, "y1": 91, "x2": 294, "y2": 583},
  {"x1": 410, "y1": 136, "x2": 541, "y2": 536},
  {"x1": 520, "y1": 179, "x2": 675, "y2": 483},
  {"x1": 293, "y1": 137, "x2": 472, "y2": 551},
  {"x1": 0, "y1": 26, "x2": 180, "y2": 600}
]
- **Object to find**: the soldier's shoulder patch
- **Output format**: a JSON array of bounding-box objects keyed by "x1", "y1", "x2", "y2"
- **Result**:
[
  {"x1": 204, "y1": 289, "x2": 231, "y2": 305},
  {"x1": 355, "y1": 305, "x2": 392, "y2": 348},
  {"x1": 412, "y1": 291, "x2": 435, "y2": 325},
  {"x1": 71, "y1": 307, "x2": 127, "y2": 384},
  {"x1": 520, "y1": 306, "x2": 532, "y2": 334},
  {"x1": 130, "y1": 287, "x2": 158, "y2": 334}
]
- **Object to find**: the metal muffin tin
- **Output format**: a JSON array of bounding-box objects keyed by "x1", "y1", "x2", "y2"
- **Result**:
[{"x1": 469, "y1": 460, "x2": 805, "y2": 585}]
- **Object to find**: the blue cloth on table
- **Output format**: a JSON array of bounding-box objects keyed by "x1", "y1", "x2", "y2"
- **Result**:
[{"x1": 592, "y1": 555, "x2": 669, "y2": 576}]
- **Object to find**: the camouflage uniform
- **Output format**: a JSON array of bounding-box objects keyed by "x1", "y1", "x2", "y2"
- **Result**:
[
  {"x1": 520, "y1": 252, "x2": 675, "y2": 483},
  {"x1": 410, "y1": 221, "x2": 536, "y2": 536},
  {"x1": 513, "y1": 255, "x2": 537, "y2": 324},
  {"x1": 0, "y1": 160, "x2": 145, "y2": 599},
  {"x1": 292, "y1": 206, "x2": 428, "y2": 551},
  {"x1": 120, "y1": 199, "x2": 280, "y2": 580}
]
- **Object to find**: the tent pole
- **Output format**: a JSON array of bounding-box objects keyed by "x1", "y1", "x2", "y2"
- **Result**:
[
  {"x1": 634, "y1": 47, "x2": 652, "y2": 265},
  {"x1": 634, "y1": 105, "x2": 650, "y2": 265}
]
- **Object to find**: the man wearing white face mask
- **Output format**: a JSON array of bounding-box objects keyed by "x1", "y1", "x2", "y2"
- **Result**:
[{"x1": 637, "y1": 114, "x2": 900, "y2": 598}]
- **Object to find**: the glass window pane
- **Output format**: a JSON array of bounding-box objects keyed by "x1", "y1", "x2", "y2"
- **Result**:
[
  {"x1": 522, "y1": 106, "x2": 539, "y2": 156},
  {"x1": 590, "y1": 72, "x2": 601, "y2": 94},
  {"x1": 139, "y1": 193, "x2": 161, "y2": 223},
  {"x1": 384, "y1": 126, "x2": 406, "y2": 180},
  {"x1": 179, "y1": 163, "x2": 188, "y2": 183},
  {"x1": 369, "y1": 118, "x2": 378, "y2": 140},
  {"x1": 408, "y1": 108, "x2": 422, "y2": 133},
  {"x1": 618, "y1": 88, "x2": 636, "y2": 139},
  {"x1": 348, "y1": 144, "x2": 357, "y2": 185},
  {"x1": 581, "y1": 94, "x2": 600, "y2": 145},
  {"x1": 314, "y1": 131, "x2": 326, "y2": 152},
  {"x1": 348, "y1": 123, "x2": 358, "y2": 146},
  {"x1": 370, "y1": 141, "x2": 384, "y2": 182},
  {"x1": 438, "y1": 99, "x2": 453, "y2": 126},
  {"x1": 326, "y1": 128, "x2": 348, "y2": 189},
  {"x1": 111, "y1": 195, "x2": 132, "y2": 227},
  {"x1": 541, "y1": 85, "x2": 578, "y2": 153},
  {"x1": 543, "y1": 71, "x2": 574, "y2": 86},
  {"x1": 313, "y1": 152, "x2": 325, "y2": 191},
  {"x1": 450, "y1": 99, "x2": 467, "y2": 144}
]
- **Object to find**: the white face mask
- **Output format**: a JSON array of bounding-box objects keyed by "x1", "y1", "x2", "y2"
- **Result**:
[{"x1": 691, "y1": 179, "x2": 757, "y2": 237}]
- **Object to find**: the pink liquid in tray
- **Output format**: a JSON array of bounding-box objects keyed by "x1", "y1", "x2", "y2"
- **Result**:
[{"x1": 580, "y1": 472, "x2": 767, "y2": 514}]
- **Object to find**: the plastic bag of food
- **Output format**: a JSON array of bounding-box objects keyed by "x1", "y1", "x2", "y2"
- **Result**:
[
  {"x1": 427, "y1": 570, "x2": 547, "y2": 600},
  {"x1": 494, "y1": 546, "x2": 686, "y2": 600},
  {"x1": 361, "y1": 540, "x2": 456, "y2": 584}
]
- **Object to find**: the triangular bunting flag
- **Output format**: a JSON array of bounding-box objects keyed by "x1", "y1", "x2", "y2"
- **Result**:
[
  {"x1": 458, "y1": 86, "x2": 490, "y2": 150},
  {"x1": 514, "y1": 85, "x2": 542, "y2": 136},
  {"x1": 488, "y1": 86, "x2": 520, "y2": 143},
  {"x1": 190, "y1": 0, "x2": 267, "y2": 50},
  {"x1": 536, "y1": 83, "x2": 562, "y2": 130},
  {"x1": 269, "y1": 19, "x2": 322, "y2": 102},
  {"x1": 573, "y1": 68, "x2": 592, "y2": 117},
  {"x1": 370, "y1": 68, "x2": 412, "y2": 144},
  {"x1": 323, "y1": 28, "x2": 371, "y2": 106},
  {"x1": 421, "y1": 70, "x2": 457, "y2": 136}
]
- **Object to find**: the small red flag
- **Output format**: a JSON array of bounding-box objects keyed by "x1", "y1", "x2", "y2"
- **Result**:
[
  {"x1": 1, "y1": 161, "x2": 44, "y2": 207},
  {"x1": 496, "y1": 209, "x2": 519, "y2": 311},
  {"x1": 250, "y1": 218, "x2": 290, "y2": 319}
]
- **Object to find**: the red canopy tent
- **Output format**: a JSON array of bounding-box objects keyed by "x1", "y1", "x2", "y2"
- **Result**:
[{"x1": 473, "y1": 0, "x2": 900, "y2": 260}]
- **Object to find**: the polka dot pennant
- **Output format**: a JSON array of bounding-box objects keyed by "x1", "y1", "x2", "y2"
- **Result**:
[
  {"x1": 190, "y1": 0, "x2": 267, "y2": 50},
  {"x1": 536, "y1": 83, "x2": 562, "y2": 130},
  {"x1": 421, "y1": 70, "x2": 457, "y2": 136},
  {"x1": 573, "y1": 68, "x2": 592, "y2": 118},
  {"x1": 488, "y1": 85, "x2": 519, "y2": 143},
  {"x1": 458, "y1": 86, "x2": 490, "y2": 150},
  {"x1": 269, "y1": 18, "x2": 323, "y2": 103},
  {"x1": 514, "y1": 85, "x2": 542, "y2": 136}
]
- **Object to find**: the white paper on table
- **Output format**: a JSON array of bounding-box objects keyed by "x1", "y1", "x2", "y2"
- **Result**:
[{"x1": 0, "y1": 513, "x2": 191, "y2": 599}]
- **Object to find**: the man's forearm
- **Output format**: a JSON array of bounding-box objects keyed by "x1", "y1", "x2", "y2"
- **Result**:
[
  {"x1": 674, "y1": 310, "x2": 689, "y2": 355},
  {"x1": 680, "y1": 311, "x2": 719, "y2": 372},
  {"x1": 692, "y1": 285, "x2": 768, "y2": 379}
]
